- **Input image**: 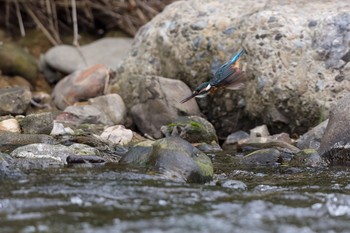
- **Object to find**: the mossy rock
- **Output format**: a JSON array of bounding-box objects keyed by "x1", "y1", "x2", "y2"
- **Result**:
[
  {"x1": 289, "y1": 149, "x2": 326, "y2": 167},
  {"x1": 161, "y1": 115, "x2": 218, "y2": 144},
  {"x1": 0, "y1": 42, "x2": 38, "y2": 85},
  {"x1": 120, "y1": 137, "x2": 213, "y2": 183}
]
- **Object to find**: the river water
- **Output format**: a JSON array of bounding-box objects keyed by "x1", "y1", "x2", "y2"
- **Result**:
[{"x1": 1, "y1": 154, "x2": 350, "y2": 233}]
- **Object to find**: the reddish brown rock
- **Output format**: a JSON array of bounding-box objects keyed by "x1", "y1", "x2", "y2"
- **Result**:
[{"x1": 52, "y1": 64, "x2": 111, "y2": 110}]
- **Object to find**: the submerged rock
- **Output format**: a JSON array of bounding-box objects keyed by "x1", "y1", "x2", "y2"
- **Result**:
[
  {"x1": 10, "y1": 143, "x2": 106, "y2": 168},
  {"x1": 289, "y1": 149, "x2": 325, "y2": 167},
  {"x1": 241, "y1": 148, "x2": 281, "y2": 166},
  {"x1": 119, "y1": 141, "x2": 154, "y2": 166},
  {"x1": 220, "y1": 179, "x2": 247, "y2": 190},
  {"x1": 238, "y1": 133, "x2": 299, "y2": 154},
  {"x1": 120, "y1": 137, "x2": 213, "y2": 183}
]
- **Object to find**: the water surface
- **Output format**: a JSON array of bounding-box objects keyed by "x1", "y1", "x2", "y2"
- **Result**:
[{"x1": 1, "y1": 156, "x2": 350, "y2": 233}]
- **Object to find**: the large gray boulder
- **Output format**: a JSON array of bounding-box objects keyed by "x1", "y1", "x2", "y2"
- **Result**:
[{"x1": 111, "y1": 0, "x2": 350, "y2": 138}]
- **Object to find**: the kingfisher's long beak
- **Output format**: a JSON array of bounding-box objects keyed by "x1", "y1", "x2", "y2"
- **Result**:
[{"x1": 180, "y1": 93, "x2": 196, "y2": 103}]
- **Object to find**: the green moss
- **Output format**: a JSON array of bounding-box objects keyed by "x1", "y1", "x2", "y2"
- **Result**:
[
  {"x1": 193, "y1": 153, "x2": 214, "y2": 177},
  {"x1": 189, "y1": 121, "x2": 202, "y2": 128}
]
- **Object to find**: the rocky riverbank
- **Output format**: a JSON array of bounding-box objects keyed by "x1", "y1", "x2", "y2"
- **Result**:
[{"x1": 1, "y1": 0, "x2": 350, "y2": 184}]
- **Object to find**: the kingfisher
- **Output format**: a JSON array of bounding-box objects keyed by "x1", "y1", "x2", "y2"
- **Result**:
[{"x1": 180, "y1": 49, "x2": 246, "y2": 103}]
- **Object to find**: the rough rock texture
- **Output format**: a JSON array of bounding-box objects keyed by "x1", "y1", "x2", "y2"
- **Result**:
[
  {"x1": 10, "y1": 143, "x2": 105, "y2": 168},
  {"x1": 289, "y1": 149, "x2": 325, "y2": 167},
  {"x1": 18, "y1": 112, "x2": 54, "y2": 134},
  {"x1": 112, "y1": 74, "x2": 201, "y2": 138},
  {"x1": 88, "y1": 94, "x2": 127, "y2": 125},
  {"x1": 44, "y1": 37, "x2": 133, "y2": 74},
  {"x1": 0, "y1": 153, "x2": 24, "y2": 179},
  {"x1": 296, "y1": 119, "x2": 328, "y2": 150},
  {"x1": 319, "y1": 93, "x2": 350, "y2": 164},
  {"x1": 0, "y1": 87, "x2": 32, "y2": 116},
  {"x1": 0, "y1": 132, "x2": 56, "y2": 153},
  {"x1": 100, "y1": 125, "x2": 133, "y2": 145},
  {"x1": 62, "y1": 94, "x2": 127, "y2": 126},
  {"x1": 111, "y1": 0, "x2": 350, "y2": 138},
  {"x1": 52, "y1": 64, "x2": 111, "y2": 110}
]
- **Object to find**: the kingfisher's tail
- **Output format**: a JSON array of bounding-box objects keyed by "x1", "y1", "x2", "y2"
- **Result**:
[{"x1": 229, "y1": 48, "x2": 245, "y2": 64}]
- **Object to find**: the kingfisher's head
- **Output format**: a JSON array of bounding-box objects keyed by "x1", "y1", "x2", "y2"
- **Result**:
[{"x1": 180, "y1": 82, "x2": 212, "y2": 103}]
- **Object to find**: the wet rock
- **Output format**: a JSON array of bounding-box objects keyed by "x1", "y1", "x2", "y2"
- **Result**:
[
  {"x1": 241, "y1": 148, "x2": 281, "y2": 166},
  {"x1": 18, "y1": 112, "x2": 53, "y2": 134},
  {"x1": 10, "y1": 143, "x2": 105, "y2": 168},
  {"x1": 11, "y1": 143, "x2": 70, "y2": 167},
  {"x1": 222, "y1": 130, "x2": 250, "y2": 151},
  {"x1": 52, "y1": 64, "x2": 111, "y2": 110},
  {"x1": 0, "y1": 118, "x2": 21, "y2": 133},
  {"x1": 150, "y1": 137, "x2": 213, "y2": 183},
  {"x1": 0, "y1": 132, "x2": 56, "y2": 153},
  {"x1": 319, "y1": 93, "x2": 350, "y2": 164},
  {"x1": 112, "y1": 74, "x2": 201, "y2": 138},
  {"x1": 119, "y1": 141, "x2": 154, "y2": 166},
  {"x1": 100, "y1": 125, "x2": 133, "y2": 145},
  {"x1": 161, "y1": 115, "x2": 218, "y2": 144},
  {"x1": 112, "y1": 0, "x2": 350, "y2": 137},
  {"x1": 195, "y1": 142, "x2": 222, "y2": 153},
  {"x1": 0, "y1": 87, "x2": 32, "y2": 115},
  {"x1": 238, "y1": 134, "x2": 299, "y2": 154},
  {"x1": 0, "y1": 42, "x2": 38, "y2": 85},
  {"x1": 44, "y1": 37, "x2": 133, "y2": 74},
  {"x1": 57, "y1": 134, "x2": 127, "y2": 160},
  {"x1": 66, "y1": 155, "x2": 106, "y2": 164},
  {"x1": 220, "y1": 180, "x2": 247, "y2": 190},
  {"x1": 0, "y1": 153, "x2": 24, "y2": 179},
  {"x1": 120, "y1": 137, "x2": 213, "y2": 183},
  {"x1": 289, "y1": 149, "x2": 326, "y2": 167},
  {"x1": 296, "y1": 119, "x2": 328, "y2": 150},
  {"x1": 250, "y1": 125, "x2": 270, "y2": 138}
]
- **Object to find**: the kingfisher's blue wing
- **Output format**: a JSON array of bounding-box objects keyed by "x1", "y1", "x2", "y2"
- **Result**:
[
  {"x1": 211, "y1": 49, "x2": 245, "y2": 86},
  {"x1": 213, "y1": 67, "x2": 245, "y2": 89}
]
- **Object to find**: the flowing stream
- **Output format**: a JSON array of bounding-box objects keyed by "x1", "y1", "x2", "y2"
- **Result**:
[{"x1": 1, "y1": 154, "x2": 350, "y2": 233}]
